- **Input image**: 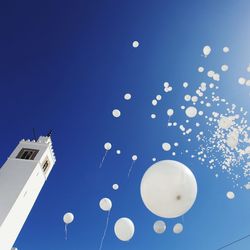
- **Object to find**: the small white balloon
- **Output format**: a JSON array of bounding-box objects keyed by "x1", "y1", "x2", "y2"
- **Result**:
[
  {"x1": 238, "y1": 77, "x2": 246, "y2": 85},
  {"x1": 151, "y1": 114, "x2": 156, "y2": 119},
  {"x1": 223, "y1": 46, "x2": 230, "y2": 53},
  {"x1": 112, "y1": 109, "x2": 121, "y2": 118},
  {"x1": 207, "y1": 70, "x2": 215, "y2": 78},
  {"x1": 124, "y1": 93, "x2": 132, "y2": 100},
  {"x1": 167, "y1": 109, "x2": 174, "y2": 116},
  {"x1": 203, "y1": 45, "x2": 211, "y2": 57},
  {"x1": 221, "y1": 64, "x2": 229, "y2": 72},
  {"x1": 164, "y1": 82, "x2": 169, "y2": 88},
  {"x1": 184, "y1": 95, "x2": 191, "y2": 101},
  {"x1": 156, "y1": 95, "x2": 162, "y2": 101},
  {"x1": 114, "y1": 218, "x2": 135, "y2": 241},
  {"x1": 247, "y1": 65, "x2": 250, "y2": 72},
  {"x1": 246, "y1": 79, "x2": 250, "y2": 86},
  {"x1": 99, "y1": 198, "x2": 112, "y2": 211},
  {"x1": 198, "y1": 66, "x2": 204, "y2": 73},
  {"x1": 132, "y1": 41, "x2": 139, "y2": 48},
  {"x1": 63, "y1": 212, "x2": 74, "y2": 224},
  {"x1": 162, "y1": 143, "x2": 171, "y2": 151},
  {"x1": 183, "y1": 82, "x2": 189, "y2": 88},
  {"x1": 104, "y1": 142, "x2": 112, "y2": 151},
  {"x1": 112, "y1": 184, "x2": 119, "y2": 190},
  {"x1": 116, "y1": 149, "x2": 121, "y2": 155},
  {"x1": 152, "y1": 99, "x2": 158, "y2": 106},
  {"x1": 226, "y1": 191, "x2": 235, "y2": 200},
  {"x1": 153, "y1": 220, "x2": 166, "y2": 234},
  {"x1": 185, "y1": 106, "x2": 198, "y2": 118},
  {"x1": 173, "y1": 223, "x2": 183, "y2": 234},
  {"x1": 132, "y1": 155, "x2": 138, "y2": 161}
]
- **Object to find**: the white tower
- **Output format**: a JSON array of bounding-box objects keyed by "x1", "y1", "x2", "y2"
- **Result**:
[{"x1": 0, "y1": 135, "x2": 56, "y2": 250}]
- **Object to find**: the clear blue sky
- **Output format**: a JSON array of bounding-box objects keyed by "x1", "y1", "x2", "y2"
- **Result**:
[{"x1": 0, "y1": 1, "x2": 250, "y2": 250}]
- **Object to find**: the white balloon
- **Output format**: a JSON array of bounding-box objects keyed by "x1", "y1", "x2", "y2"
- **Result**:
[
  {"x1": 104, "y1": 142, "x2": 112, "y2": 151},
  {"x1": 153, "y1": 220, "x2": 166, "y2": 234},
  {"x1": 198, "y1": 66, "x2": 204, "y2": 73},
  {"x1": 207, "y1": 70, "x2": 215, "y2": 78},
  {"x1": 227, "y1": 191, "x2": 235, "y2": 200},
  {"x1": 140, "y1": 160, "x2": 197, "y2": 218},
  {"x1": 156, "y1": 95, "x2": 162, "y2": 101},
  {"x1": 112, "y1": 184, "x2": 119, "y2": 190},
  {"x1": 223, "y1": 46, "x2": 230, "y2": 53},
  {"x1": 162, "y1": 143, "x2": 171, "y2": 151},
  {"x1": 173, "y1": 223, "x2": 183, "y2": 234},
  {"x1": 151, "y1": 114, "x2": 156, "y2": 119},
  {"x1": 99, "y1": 198, "x2": 112, "y2": 211},
  {"x1": 132, "y1": 41, "x2": 139, "y2": 48},
  {"x1": 167, "y1": 109, "x2": 174, "y2": 116},
  {"x1": 185, "y1": 106, "x2": 198, "y2": 118},
  {"x1": 184, "y1": 95, "x2": 191, "y2": 101},
  {"x1": 63, "y1": 212, "x2": 74, "y2": 224},
  {"x1": 112, "y1": 109, "x2": 121, "y2": 118},
  {"x1": 183, "y1": 82, "x2": 189, "y2": 88},
  {"x1": 152, "y1": 99, "x2": 158, "y2": 106},
  {"x1": 203, "y1": 45, "x2": 211, "y2": 57},
  {"x1": 221, "y1": 64, "x2": 229, "y2": 72},
  {"x1": 114, "y1": 218, "x2": 135, "y2": 241},
  {"x1": 116, "y1": 149, "x2": 121, "y2": 154},
  {"x1": 132, "y1": 155, "x2": 138, "y2": 161},
  {"x1": 238, "y1": 77, "x2": 246, "y2": 85},
  {"x1": 124, "y1": 93, "x2": 132, "y2": 100},
  {"x1": 247, "y1": 65, "x2": 250, "y2": 73}
]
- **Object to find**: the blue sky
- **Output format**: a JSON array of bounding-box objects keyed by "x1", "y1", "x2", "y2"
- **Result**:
[{"x1": 0, "y1": 0, "x2": 250, "y2": 249}]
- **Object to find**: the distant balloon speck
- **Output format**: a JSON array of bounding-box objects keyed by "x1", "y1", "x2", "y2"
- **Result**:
[{"x1": 132, "y1": 41, "x2": 139, "y2": 48}]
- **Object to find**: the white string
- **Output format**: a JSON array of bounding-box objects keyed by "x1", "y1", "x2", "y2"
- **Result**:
[
  {"x1": 99, "y1": 210, "x2": 111, "y2": 250},
  {"x1": 128, "y1": 161, "x2": 135, "y2": 178},
  {"x1": 99, "y1": 150, "x2": 108, "y2": 169},
  {"x1": 65, "y1": 224, "x2": 67, "y2": 240},
  {"x1": 216, "y1": 234, "x2": 250, "y2": 250}
]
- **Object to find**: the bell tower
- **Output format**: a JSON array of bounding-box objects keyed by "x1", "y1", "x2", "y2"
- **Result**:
[{"x1": 0, "y1": 135, "x2": 56, "y2": 250}]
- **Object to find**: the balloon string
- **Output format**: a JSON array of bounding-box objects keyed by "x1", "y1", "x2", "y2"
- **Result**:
[
  {"x1": 65, "y1": 223, "x2": 68, "y2": 240},
  {"x1": 128, "y1": 161, "x2": 135, "y2": 178},
  {"x1": 99, "y1": 210, "x2": 111, "y2": 250},
  {"x1": 99, "y1": 150, "x2": 108, "y2": 169},
  {"x1": 216, "y1": 234, "x2": 250, "y2": 250}
]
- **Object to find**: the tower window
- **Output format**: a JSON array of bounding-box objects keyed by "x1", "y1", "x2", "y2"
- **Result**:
[
  {"x1": 42, "y1": 159, "x2": 50, "y2": 174},
  {"x1": 16, "y1": 148, "x2": 39, "y2": 160}
]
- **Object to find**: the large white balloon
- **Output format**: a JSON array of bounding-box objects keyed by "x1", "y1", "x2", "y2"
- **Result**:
[
  {"x1": 185, "y1": 106, "x2": 197, "y2": 118},
  {"x1": 140, "y1": 160, "x2": 197, "y2": 218},
  {"x1": 153, "y1": 220, "x2": 166, "y2": 234},
  {"x1": 63, "y1": 212, "x2": 74, "y2": 224},
  {"x1": 173, "y1": 223, "x2": 183, "y2": 234},
  {"x1": 99, "y1": 198, "x2": 112, "y2": 211},
  {"x1": 114, "y1": 218, "x2": 135, "y2": 241}
]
